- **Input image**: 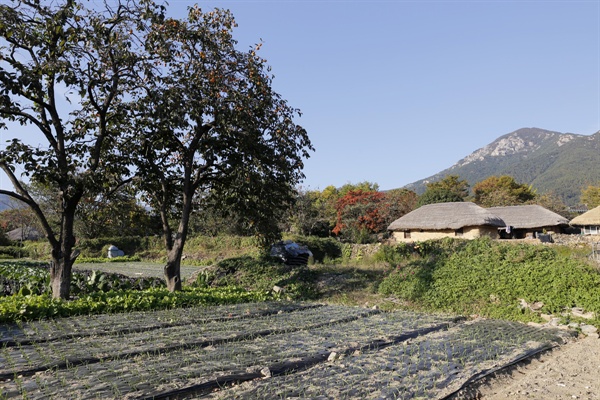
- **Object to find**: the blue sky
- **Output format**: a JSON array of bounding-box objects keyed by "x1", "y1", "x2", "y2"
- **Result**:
[
  {"x1": 170, "y1": 0, "x2": 599, "y2": 191},
  {"x1": 1, "y1": 0, "x2": 599, "y2": 193}
]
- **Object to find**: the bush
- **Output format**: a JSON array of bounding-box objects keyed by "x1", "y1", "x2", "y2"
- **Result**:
[
  {"x1": 204, "y1": 255, "x2": 319, "y2": 300},
  {"x1": 372, "y1": 243, "x2": 414, "y2": 266},
  {"x1": 379, "y1": 238, "x2": 600, "y2": 324},
  {"x1": 0, "y1": 246, "x2": 29, "y2": 259},
  {"x1": 284, "y1": 235, "x2": 342, "y2": 263}
]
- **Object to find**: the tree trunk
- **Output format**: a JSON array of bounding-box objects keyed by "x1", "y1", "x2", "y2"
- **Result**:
[
  {"x1": 49, "y1": 205, "x2": 78, "y2": 299},
  {"x1": 162, "y1": 182, "x2": 194, "y2": 292},
  {"x1": 50, "y1": 256, "x2": 73, "y2": 299},
  {"x1": 164, "y1": 247, "x2": 183, "y2": 291}
]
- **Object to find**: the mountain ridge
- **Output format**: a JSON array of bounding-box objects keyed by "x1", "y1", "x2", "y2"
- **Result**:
[{"x1": 404, "y1": 127, "x2": 600, "y2": 205}]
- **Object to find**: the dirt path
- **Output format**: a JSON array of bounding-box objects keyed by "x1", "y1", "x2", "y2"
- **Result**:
[{"x1": 456, "y1": 336, "x2": 600, "y2": 399}]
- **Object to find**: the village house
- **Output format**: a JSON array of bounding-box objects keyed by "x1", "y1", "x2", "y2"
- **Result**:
[
  {"x1": 488, "y1": 205, "x2": 570, "y2": 239},
  {"x1": 387, "y1": 202, "x2": 505, "y2": 242},
  {"x1": 570, "y1": 205, "x2": 600, "y2": 235}
]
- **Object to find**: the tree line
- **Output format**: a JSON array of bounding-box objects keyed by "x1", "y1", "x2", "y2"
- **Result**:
[{"x1": 283, "y1": 175, "x2": 600, "y2": 244}]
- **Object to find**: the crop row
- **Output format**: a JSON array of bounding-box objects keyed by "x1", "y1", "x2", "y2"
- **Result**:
[
  {"x1": 0, "y1": 308, "x2": 458, "y2": 399},
  {"x1": 213, "y1": 319, "x2": 571, "y2": 399},
  {"x1": 0, "y1": 304, "x2": 378, "y2": 380},
  {"x1": 0, "y1": 301, "x2": 318, "y2": 346},
  {"x1": 0, "y1": 305, "x2": 570, "y2": 399}
]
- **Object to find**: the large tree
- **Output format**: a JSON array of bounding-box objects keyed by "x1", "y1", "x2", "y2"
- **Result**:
[
  {"x1": 130, "y1": 6, "x2": 312, "y2": 291},
  {"x1": 0, "y1": 0, "x2": 141, "y2": 298}
]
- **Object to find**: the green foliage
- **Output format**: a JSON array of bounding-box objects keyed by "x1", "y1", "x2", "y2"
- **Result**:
[
  {"x1": 472, "y1": 175, "x2": 537, "y2": 207},
  {"x1": 580, "y1": 184, "x2": 600, "y2": 209},
  {"x1": 207, "y1": 256, "x2": 319, "y2": 300},
  {"x1": 372, "y1": 243, "x2": 415, "y2": 266},
  {"x1": 0, "y1": 261, "x2": 50, "y2": 296},
  {"x1": 0, "y1": 287, "x2": 273, "y2": 323},
  {"x1": 0, "y1": 246, "x2": 29, "y2": 259},
  {"x1": 282, "y1": 188, "x2": 333, "y2": 237},
  {"x1": 417, "y1": 187, "x2": 464, "y2": 207},
  {"x1": 284, "y1": 235, "x2": 342, "y2": 263},
  {"x1": 0, "y1": 261, "x2": 164, "y2": 297},
  {"x1": 379, "y1": 238, "x2": 600, "y2": 324},
  {"x1": 416, "y1": 175, "x2": 469, "y2": 207}
]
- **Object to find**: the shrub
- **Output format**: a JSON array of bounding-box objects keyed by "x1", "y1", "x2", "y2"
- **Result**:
[
  {"x1": 0, "y1": 246, "x2": 29, "y2": 259},
  {"x1": 206, "y1": 255, "x2": 319, "y2": 300},
  {"x1": 284, "y1": 235, "x2": 342, "y2": 263},
  {"x1": 379, "y1": 238, "x2": 600, "y2": 324}
]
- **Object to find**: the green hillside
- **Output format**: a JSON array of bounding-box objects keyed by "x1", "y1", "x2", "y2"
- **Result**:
[{"x1": 405, "y1": 128, "x2": 600, "y2": 205}]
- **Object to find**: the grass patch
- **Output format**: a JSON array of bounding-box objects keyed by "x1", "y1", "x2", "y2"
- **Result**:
[
  {"x1": 378, "y1": 238, "x2": 600, "y2": 326},
  {"x1": 190, "y1": 256, "x2": 320, "y2": 300}
]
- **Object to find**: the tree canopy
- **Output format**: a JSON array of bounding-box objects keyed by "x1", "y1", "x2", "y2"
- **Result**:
[
  {"x1": 472, "y1": 175, "x2": 537, "y2": 207},
  {"x1": 580, "y1": 184, "x2": 600, "y2": 209},
  {"x1": 0, "y1": 0, "x2": 143, "y2": 298},
  {"x1": 0, "y1": 1, "x2": 312, "y2": 296},
  {"x1": 417, "y1": 175, "x2": 469, "y2": 207},
  {"x1": 127, "y1": 5, "x2": 312, "y2": 290}
]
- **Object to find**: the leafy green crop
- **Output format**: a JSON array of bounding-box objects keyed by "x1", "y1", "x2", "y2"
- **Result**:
[
  {"x1": 379, "y1": 238, "x2": 600, "y2": 325},
  {"x1": 0, "y1": 261, "x2": 164, "y2": 297},
  {"x1": 0, "y1": 287, "x2": 273, "y2": 322}
]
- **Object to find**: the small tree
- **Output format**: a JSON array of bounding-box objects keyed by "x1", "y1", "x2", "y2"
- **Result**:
[
  {"x1": 332, "y1": 190, "x2": 386, "y2": 243},
  {"x1": 130, "y1": 6, "x2": 312, "y2": 291},
  {"x1": 417, "y1": 175, "x2": 469, "y2": 207},
  {"x1": 380, "y1": 188, "x2": 418, "y2": 227},
  {"x1": 427, "y1": 175, "x2": 470, "y2": 199},
  {"x1": 580, "y1": 184, "x2": 600, "y2": 209},
  {"x1": 417, "y1": 187, "x2": 464, "y2": 207},
  {"x1": 472, "y1": 175, "x2": 537, "y2": 207},
  {"x1": 283, "y1": 188, "x2": 332, "y2": 237},
  {"x1": 0, "y1": 0, "x2": 141, "y2": 298}
]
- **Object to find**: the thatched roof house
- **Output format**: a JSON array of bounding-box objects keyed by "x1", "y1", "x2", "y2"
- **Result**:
[
  {"x1": 489, "y1": 205, "x2": 569, "y2": 238},
  {"x1": 388, "y1": 202, "x2": 505, "y2": 242},
  {"x1": 570, "y1": 206, "x2": 600, "y2": 235},
  {"x1": 6, "y1": 227, "x2": 42, "y2": 241}
]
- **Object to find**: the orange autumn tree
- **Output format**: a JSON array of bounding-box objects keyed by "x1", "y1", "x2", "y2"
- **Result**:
[{"x1": 333, "y1": 190, "x2": 387, "y2": 243}]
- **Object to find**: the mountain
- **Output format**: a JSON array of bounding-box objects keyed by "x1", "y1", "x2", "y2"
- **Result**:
[
  {"x1": 0, "y1": 194, "x2": 12, "y2": 211},
  {"x1": 404, "y1": 127, "x2": 600, "y2": 206}
]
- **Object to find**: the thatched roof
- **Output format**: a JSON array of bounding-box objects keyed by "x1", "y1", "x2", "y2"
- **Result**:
[
  {"x1": 570, "y1": 206, "x2": 600, "y2": 226},
  {"x1": 488, "y1": 205, "x2": 569, "y2": 229},
  {"x1": 6, "y1": 227, "x2": 42, "y2": 241},
  {"x1": 388, "y1": 202, "x2": 505, "y2": 231}
]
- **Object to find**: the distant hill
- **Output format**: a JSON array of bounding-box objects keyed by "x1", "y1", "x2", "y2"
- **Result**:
[
  {"x1": 0, "y1": 194, "x2": 12, "y2": 211},
  {"x1": 404, "y1": 127, "x2": 600, "y2": 206}
]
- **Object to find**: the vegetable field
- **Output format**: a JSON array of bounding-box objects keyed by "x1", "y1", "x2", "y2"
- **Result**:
[{"x1": 0, "y1": 302, "x2": 572, "y2": 399}]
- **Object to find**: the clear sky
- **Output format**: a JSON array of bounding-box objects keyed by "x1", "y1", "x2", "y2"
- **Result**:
[
  {"x1": 2, "y1": 0, "x2": 599, "y2": 192},
  {"x1": 168, "y1": 0, "x2": 600, "y2": 191}
]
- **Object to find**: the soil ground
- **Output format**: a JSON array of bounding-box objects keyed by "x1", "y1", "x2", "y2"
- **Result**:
[{"x1": 454, "y1": 335, "x2": 600, "y2": 399}]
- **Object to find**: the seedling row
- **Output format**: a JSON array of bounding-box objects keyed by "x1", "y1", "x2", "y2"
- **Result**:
[{"x1": 0, "y1": 303, "x2": 571, "y2": 399}]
